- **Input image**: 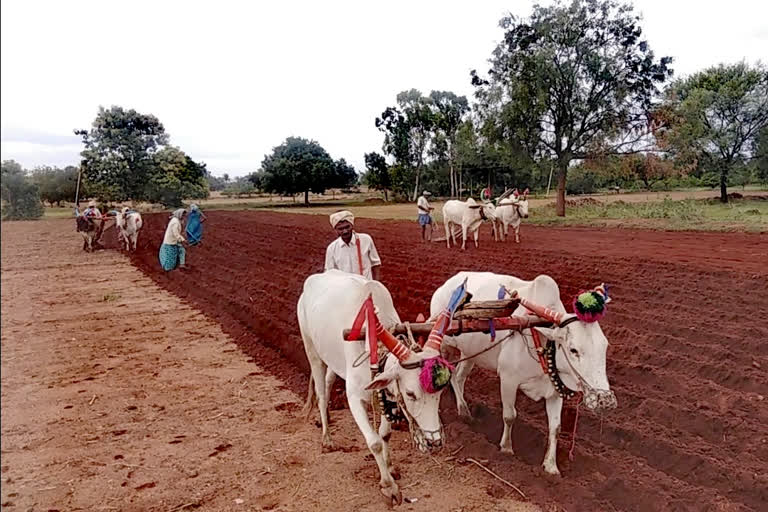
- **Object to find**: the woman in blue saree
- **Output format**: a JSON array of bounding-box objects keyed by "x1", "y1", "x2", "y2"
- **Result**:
[{"x1": 185, "y1": 204, "x2": 207, "y2": 246}]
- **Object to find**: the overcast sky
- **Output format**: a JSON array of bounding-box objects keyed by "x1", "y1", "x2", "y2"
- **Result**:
[{"x1": 2, "y1": 0, "x2": 766, "y2": 177}]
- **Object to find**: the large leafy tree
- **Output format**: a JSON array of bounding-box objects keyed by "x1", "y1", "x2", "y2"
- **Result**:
[
  {"x1": 363, "y1": 151, "x2": 392, "y2": 200},
  {"x1": 1, "y1": 160, "x2": 44, "y2": 220},
  {"x1": 260, "y1": 137, "x2": 350, "y2": 204},
  {"x1": 472, "y1": 0, "x2": 673, "y2": 215},
  {"x1": 756, "y1": 126, "x2": 768, "y2": 184},
  {"x1": 659, "y1": 62, "x2": 768, "y2": 202},
  {"x1": 429, "y1": 91, "x2": 469, "y2": 197},
  {"x1": 32, "y1": 165, "x2": 83, "y2": 206},
  {"x1": 376, "y1": 89, "x2": 435, "y2": 200},
  {"x1": 75, "y1": 106, "x2": 169, "y2": 202},
  {"x1": 146, "y1": 146, "x2": 209, "y2": 207}
]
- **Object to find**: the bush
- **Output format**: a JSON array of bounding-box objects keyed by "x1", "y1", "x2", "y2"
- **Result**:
[
  {"x1": 566, "y1": 168, "x2": 602, "y2": 195},
  {"x1": 1, "y1": 161, "x2": 44, "y2": 220}
]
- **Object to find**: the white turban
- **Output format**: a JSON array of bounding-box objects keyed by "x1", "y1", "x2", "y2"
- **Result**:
[{"x1": 330, "y1": 210, "x2": 354, "y2": 228}]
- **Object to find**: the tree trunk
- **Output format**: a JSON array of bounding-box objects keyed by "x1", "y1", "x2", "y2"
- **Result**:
[
  {"x1": 413, "y1": 166, "x2": 421, "y2": 202},
  {"x1": 384, "y1": 189, "x2": 388, "y2": 201},
  {"x1": 450, "y1": 161, "x2": 455, "y2": 198},
  {"x1": 556, "y1": 159, "x2": 569, "y2": 217},
  {"x1": 304, "y1": 190, "x2": 309, "y2": 205},
  {"x1": 719, "y1": 171, "x2": 728, "y2": 203}
]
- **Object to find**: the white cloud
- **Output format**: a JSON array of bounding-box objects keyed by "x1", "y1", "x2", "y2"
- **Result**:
[{"x1": 1, "y1": 0, "x2": 766, "y2": 176}]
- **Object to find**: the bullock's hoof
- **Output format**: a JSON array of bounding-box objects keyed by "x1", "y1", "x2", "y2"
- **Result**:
[
  {"x1": 390, "y1": 467, "x2": 401, "y2": 480},
  {"x1": 321, "y1": 435, "x2": 334, "y2": 453},
  {"x1": 457, "y1": 404, "x2": 473, "y2": 420},
  {"x1": 499, "y1": 446, "x2": 515, "y2": 455},
  {"x1": 542, "y1": 462, "x2": 561, "y2": 476},
  {"x1": 380, "y1": 482, "x2": 402, "y2": 507}
]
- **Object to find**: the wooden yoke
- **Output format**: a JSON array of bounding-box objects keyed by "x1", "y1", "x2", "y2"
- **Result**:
[{"x1": 342, "y1": 298, "x2": 553, "y2": 341}]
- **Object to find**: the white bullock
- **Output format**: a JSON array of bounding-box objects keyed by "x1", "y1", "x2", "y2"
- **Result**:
[
  {"x1": 496, "y1": 194, "x2": 529, "y2": 243},
  {"x1": 116, "y1": 208, "x2": 143, "y2": 252},
  {"x1": 429, "y1": 271, "x2": 617, "y2": 475},
  {"x1": 442, "y1": 198, "x2": 497, "y2": 250},
  {"x1": 298, "y1": 270, "x2": 453, "y2": 504}
]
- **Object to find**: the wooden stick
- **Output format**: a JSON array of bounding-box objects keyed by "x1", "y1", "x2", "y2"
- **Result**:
[{"x1": 466, "y1": 458, "x2": 526, "y2": 499}]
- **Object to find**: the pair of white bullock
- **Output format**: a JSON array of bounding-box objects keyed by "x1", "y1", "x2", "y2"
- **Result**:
[
  {"x1": 298, "y1": 269, "x2": 616, "y2": 504},
  {"x1": 442, "y1": 194, "x2": 530, "y2": 250}
]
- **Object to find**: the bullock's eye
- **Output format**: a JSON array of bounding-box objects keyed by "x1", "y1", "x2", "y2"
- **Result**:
[
  {"x1": 570, "y1": 348, "x2": 579, "y2": 357},
  {"x1": 406, "y1": 391, "x2": 417, "y2": 401}
]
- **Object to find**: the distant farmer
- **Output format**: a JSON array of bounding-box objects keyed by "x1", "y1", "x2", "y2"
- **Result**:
[
  {"x1": 325, "y1": 210, "x2": 381, "y2": 281},
  {"x1": 417, "y1": 190, "x2": 434, "y2": 242},
  {"x1": 82, "y1": 200, "x2": 102, "y2": 219},
  {"x1": 185, "y1": 203, "x2": 207, "y2": 246},
  {"x1": 82, "y1": 200, "x2": 104, "y2": 244},
  {"x1": 159, "y1": 209, "x2": 188, "y2": 272}
]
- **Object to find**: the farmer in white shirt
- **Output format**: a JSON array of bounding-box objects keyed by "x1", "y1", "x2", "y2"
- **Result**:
[
  {"x1": 325, "y1": 210, "x2": 382, "y2": 281},
  {"x1": 417, "y1": 190, "x2": 434, "y2": 242}
]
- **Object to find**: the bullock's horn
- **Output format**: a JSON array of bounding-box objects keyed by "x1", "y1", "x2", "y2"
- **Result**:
[
  {"x1": 513, "y1": 290, "x2": 565, "y2": 325},
  {"x1": 424, "y1": 310, "x2": 451, "y2": 352},
  {"x1": 374, "y1": 315, "x2": 412, "y2": 362}
]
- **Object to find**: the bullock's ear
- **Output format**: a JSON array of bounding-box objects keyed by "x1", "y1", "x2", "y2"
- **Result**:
[
  {"x1": 365, "y1": 365, "x2": 399, "y2": 391},
  {"x1": 534, "y1": 327, "x2": 566, "y2": 343}
]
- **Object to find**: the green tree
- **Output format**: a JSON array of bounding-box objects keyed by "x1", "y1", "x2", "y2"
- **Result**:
[
  {"x1": 376, "y1": 90, "x2": 435, "y2": 200},
  {"x1": 756, "y1": 126, "x2": 768, "y2": 184},
  {"x1": 32, "y1": 165, "x2": 84, "y2": 206},
  {"x1": 430, "y1": 91, "x2": 469, "y2": 197},
  {"x1": 472, "y1": 0, "x2": 673, "y2": 215},
  {"x1": 329, "y1": 158, "x2": 358, "y2": 190},
  {"x1": 75, "y1": 106, "x2": 169, "y2": 202},
  {"x1": 660, "y1": 62, "x2": 768, "y2": 202},
  {"x1": 260, "y1": 137, "x2": 336, "y2": 205},
  {"x1": 363, "y1": 152, "x2": 392, "y2": 200},
  {"x1": 145, "y1": 146, "x2": 209, "y2": 207},
  {"x1": 1, "y1": 160, "x2": 44, "y2": 220}
]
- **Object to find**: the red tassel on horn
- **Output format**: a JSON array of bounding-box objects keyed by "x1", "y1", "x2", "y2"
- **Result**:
[{"x1": 518, "y1": 295, "x2": 565, "y2": 325}]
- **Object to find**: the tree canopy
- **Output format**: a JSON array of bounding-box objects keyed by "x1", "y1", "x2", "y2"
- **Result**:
[
  {"x1": 32, "y1": 165, "x2": 83, "y2": 206},
  {"x1": 1, "y1": 160, "x2": 44, "y2": 220},
  {"x1": 363, "y1": 152, "x2": 391, "y2": 200},
  {"x1": 471, "y1": 0, "x2": 673, "y2": 215},
  {"x1": 659, "y1": 62, "x2": 768, "y2": 201},
  {"x1": 260, "y1": 137, "x2": 357, "y2": 204},
  {"x1": 75, "y1": 106, "x2": 208, "y2": 206}
]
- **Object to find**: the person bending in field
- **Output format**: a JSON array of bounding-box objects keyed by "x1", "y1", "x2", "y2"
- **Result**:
[
  {"x1": 185, "y1": 203, "x2": 207, "y2": 246},
  {"x1": 159, "y1": 209, "x2": 189, "y2": 271},
  {"x1": 324, "y1": 210, "x2": 381, "y2": 281}
]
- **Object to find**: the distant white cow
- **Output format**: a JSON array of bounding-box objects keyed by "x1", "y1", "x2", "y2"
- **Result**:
[
  {"x1": 298, "y1": 270, "x2": 453, "y2": 504},
  {"x1": 116, "y1": 208, "x2": 143, "y2": 252},
  {"x1": 442, "y1": 198, "x2": 497, "y2": 250},
  {"x1": 496, "y1": 193, "x2": 529, "y2": 243},
  {"x1": 430, "y1": 271, "x2": 617, "y2": 475}
]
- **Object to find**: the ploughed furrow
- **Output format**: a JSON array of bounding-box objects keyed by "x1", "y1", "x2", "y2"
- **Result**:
[{"x1": 123, "y1": 211, "x2": 768, "y2": 512}]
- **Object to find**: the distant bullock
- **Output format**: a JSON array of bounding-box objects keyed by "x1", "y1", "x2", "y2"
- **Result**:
[
  {"x1": 116, "y1": 208, "x2": 143, "y2": 252},
  {"x1": 441, "y1": 198, "x2": 497, "y2": 250}
]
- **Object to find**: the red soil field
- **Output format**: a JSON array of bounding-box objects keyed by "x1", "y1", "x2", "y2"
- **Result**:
[{"x1": 123, "y1": 211, "x2": 767, "y2": 512}]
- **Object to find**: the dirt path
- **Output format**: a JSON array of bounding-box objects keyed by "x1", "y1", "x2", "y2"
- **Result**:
[
  {"x1": 1, "y1": 220, "x2": 538, "y2": 512},
  {"x1": 126, "y1": 211, "x2": 768, "y2": 512}
]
